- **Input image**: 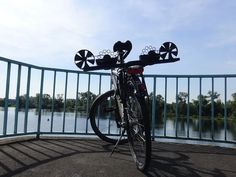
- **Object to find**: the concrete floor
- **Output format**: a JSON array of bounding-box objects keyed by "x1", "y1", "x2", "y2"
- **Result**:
[{"x1": 0, "y1": 137, "x2": 236, "y2": 177}]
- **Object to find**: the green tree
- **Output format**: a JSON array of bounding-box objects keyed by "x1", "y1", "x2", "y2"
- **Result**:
[
  {"x1": 29, "y1": 96, "x2": 37, "y2": 108},
  {"x1": 77, "y1": 91, "x2": 96, "y2": 111},
  {"x1": 192, "y1": 94, "x2": 210, "y2": 116},
  {"x1": 230, "y1": 93, "x2": 236, "y2": 118},
  {"x1": 207, "y1": 91, "x2": 220, "y2": 100},
  {"x1": 42, "y1": 94, "x2": 52, "y2": 109},
  {"x1": 35, "y1": 93, "x2": 52, "y2": 109},
  {"x1": 156, "y1": 94, "x2": 164, "y2": 122},
  {"x1": 177, "y1": 92, "x2": 188, "y2": 115},
  {"x1": 207, "y1": 91, "x2": 224, "y2": 117},
  {"x1": 66, "y1": 99, "x2": 76, "y2": 111},
  {"x1": 0, "y1": 98, "x2": 4, "y2": 107},
  {"x1": 19, "y1": 95, "x2": 26, "y2": 108},
  {"x1": 192, "y1": 91, "x2": 222, "y2": 117},
  {"x1": 54, "y1": 94, "x2": 64, "y2": 111}
]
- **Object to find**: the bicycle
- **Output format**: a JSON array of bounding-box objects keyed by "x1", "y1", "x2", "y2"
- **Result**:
[{"x1": 74, "y1": 40, "x2": 179, "y2": 171}]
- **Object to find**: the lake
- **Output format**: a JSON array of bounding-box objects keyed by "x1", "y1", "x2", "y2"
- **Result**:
[{"x1": 0, "y1": 107, "x2": 236, "y2": 146}]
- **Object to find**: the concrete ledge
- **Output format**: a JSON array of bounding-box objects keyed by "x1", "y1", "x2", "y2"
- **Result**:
[{"x1": 0, "y1": 138, "x2": 236, "y2": 177}]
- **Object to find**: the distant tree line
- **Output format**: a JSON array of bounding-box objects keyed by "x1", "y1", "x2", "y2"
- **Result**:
[
  {"x1": 0, "y1": 91, "x2": 236, "y2": 120},
  {"x1": 151, "y1": 91, "x2": 236, "y2": 121},
  {"x1": 0, "y1": 91, "x2": 96, "y2": 112}
]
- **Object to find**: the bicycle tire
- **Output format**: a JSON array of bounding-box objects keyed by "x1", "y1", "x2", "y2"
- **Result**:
[
  {"x1": 126, "y1": 92, "x2": 151, "y2": 171},
  {"x1": 89, "y1": 90, "x2": 128, "y2": 144}
]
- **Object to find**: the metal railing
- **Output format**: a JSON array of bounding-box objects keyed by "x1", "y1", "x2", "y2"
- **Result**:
[{"x1": 0, "y1": 56, "x2": 236, "y2": 145}]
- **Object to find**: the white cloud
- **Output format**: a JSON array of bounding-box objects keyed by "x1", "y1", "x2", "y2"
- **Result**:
[
  {"x1": 0, "y1": 0, "x2": 110, "y2": 68},
  {"x1": 206, "y1": 24, "x2": 236, "y2": 48},
  {"x1": 127, "y1": 0, "x2": 214, "y2": 32},
  {"x1": 0, "y1": 0, "x2": 236, "y2": 75}
]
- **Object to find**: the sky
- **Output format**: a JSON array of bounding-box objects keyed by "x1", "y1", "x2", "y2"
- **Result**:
[{"x1": 0, "y1": 0, "x2": 236, "y2": 75}]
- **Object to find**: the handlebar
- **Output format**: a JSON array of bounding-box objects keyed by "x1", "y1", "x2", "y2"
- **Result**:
[
  {"x1": 82, "y1": 57, "x2": 180, "y2": 71},
  {"x1": 74, "y1": 41, "x2": 180, "y2": 71}
]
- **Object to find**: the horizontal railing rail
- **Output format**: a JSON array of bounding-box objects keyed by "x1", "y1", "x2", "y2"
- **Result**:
[{"x1": 0, "y1": 56, "x2": 236, "y2": 145}]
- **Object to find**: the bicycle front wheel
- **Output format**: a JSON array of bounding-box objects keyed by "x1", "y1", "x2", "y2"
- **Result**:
[
  {"x1": 89, "y1": 90, "x2": 128, "y2": 144},
  {"x1": 126, "y1": 94, "x2": 151, "y2": 171}
]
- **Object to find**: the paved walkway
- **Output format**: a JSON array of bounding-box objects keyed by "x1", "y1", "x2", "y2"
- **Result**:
[{"x1": 0, "y1": 137, "x2": 236, "y2": 177}]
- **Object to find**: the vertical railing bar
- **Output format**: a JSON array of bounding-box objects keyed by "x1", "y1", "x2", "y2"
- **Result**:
[
  {"x1": 85, "y1": 74, "x2": 91, "y2": 134},
  {"x1": 97, "y1": 74, "x2": 102, "y2": 130},
  {"x1": 211, "y1": 77, "x2": 214, "y2": 140},
  {"x1": 187, "y1": 77, "x2": 190, "y2": 138},
  {"x1": 199, "y1": 77, "x2": 202, "y2": 139},
  {"x1": 24, "y1": 67, "x2": 31, "y2": 134},
  {"x1": 14, "y1": 64, "x2": 21, "y2": 134},
  {"x1": 108, "y1": 77, "x2": 112, "y2": 135},
  {"x1": 99, "y1": 75, "x2": 102, "y2": 95},
  {"x1": 62, "y1": 72, "x2": 68, "y2": 133},
  {"x1": 151, "y1": 77, "x2": 156, "y2": 140},
  {"x1": 74, "y1": 73, "x2": 80, "y2": 133},
  {"x1": 50, "y1": 71, "x2": 57, "y2": 133},
  {"x1": 175, "y1": 77, "x2": 179, "y2": 138},
  {"x1": 3, "y1": 62, "x2": 11, "y2": 136},
  {"x1": 224, "y1": 77, "x2": 227, "y2": 141},
  {"x1": 37, "y1": 69, "x2": 44, "y2": 139},
  {"x1": 164, "y1": 77, "x2": 167, "y2": 137}
]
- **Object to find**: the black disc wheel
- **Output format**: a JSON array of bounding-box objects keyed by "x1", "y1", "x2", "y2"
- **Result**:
[
  {"x1": 126, "y1": 93, "x2": 151, "y2": 171},
  {"x1": 89, "y1": 90, "x2": 128, "y2": 144},
  {"x1": 159, "y1": 42, "x2": 178, "y2": 60},
  {"x1": 74, "y1": 49, "x2": 95, "y2": 69}
]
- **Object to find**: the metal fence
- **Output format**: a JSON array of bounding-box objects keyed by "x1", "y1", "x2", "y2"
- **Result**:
[{"x1": 0, "y1": 56, "x2": 236, "y2": 144}]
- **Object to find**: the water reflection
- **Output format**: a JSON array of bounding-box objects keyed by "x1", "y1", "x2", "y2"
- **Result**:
[
  {"x1": 155, "y1": 116, "x2": 236, "y2": 141},
  {"x1": 0, "y1": 108, "x2": 236, "y2": 143}
]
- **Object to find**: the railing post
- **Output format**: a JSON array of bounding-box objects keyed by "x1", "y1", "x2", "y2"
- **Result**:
[
  {"x1": 175, "y1": 77, "x2": 179, "y2": 138},
  {"x1": 151, "y1": 77, "x2": 156, "y2": 140},
  {"x1": 50, "y1": 71, "x2": 57, "y2": 132},
  {"x1": 37, "y1": 69, "x2": 44, "y2": 139},
  {"x1": 85, "y1": 74, "x2": 91, "y2": 134},
  {"x1": 108, "y1": 78, "x2": 113, "y2": 135},
  {"x1": 24, "y1": 67, "x2": 31, "y2": 134},
  {"x1": 211, "y1": 77, "x2": 215, "y2": 140},
  {"x1": 164, "y1": 77, "x2": 167, "y2": 137},
  {"x1": 187, "y1": 77, "x2": 190, "y2": 138},
  {"x1": 224, "y1": 77, "x2": 227, "y2": 141},
  {"x1": 14, "y1": 64, "x2": 21, "y2": 134},
  {"x1": 97, "y1": 75, "x2": 102, "y2": 130},
  {"x1": 62, "y1": 72, "x2": 68, "y2": 133},
  {"x1": 3, "y1": 62, "x2": 11, "y2": 136},
  {"x1": 74, "y1": 73, "x2": 80, "y2": 133},
  {"x1": 199, "y1": 77, "x2": 202, "y2": 139}
]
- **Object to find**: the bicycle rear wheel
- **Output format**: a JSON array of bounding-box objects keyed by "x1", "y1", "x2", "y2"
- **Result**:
[
  {"x1": 126, "y1": 94, "x2": 151, "y2": 171},
  {"x1": 89, "y1": 90, "x2": 128, "y2": 144}
]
